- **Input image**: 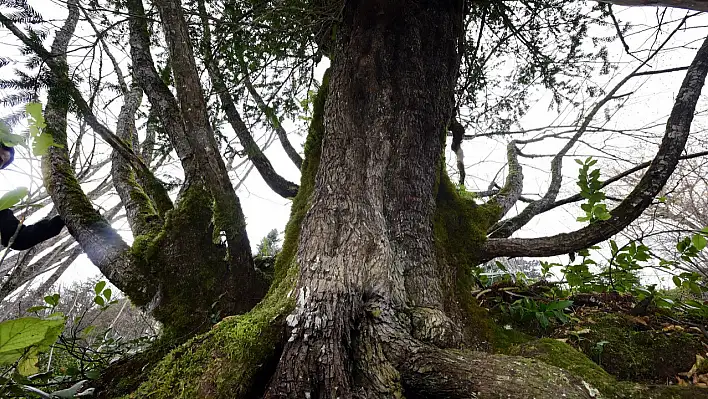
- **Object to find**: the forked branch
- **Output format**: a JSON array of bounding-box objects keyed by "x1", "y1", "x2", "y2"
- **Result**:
[
  {"x1": 482, "y1": 33, "x2": 708, "y2": 260},
  {"x1": 488, "y1": 16, "x2": 688, "y2": 238}
]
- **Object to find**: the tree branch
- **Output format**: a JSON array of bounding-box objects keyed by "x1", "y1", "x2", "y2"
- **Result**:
[
  {"x1": 242, "y1": 69, "x2": 303, "y2": 170},
  {"x1": 112, "y1": 84, "x2": 162, "y2": 235},
  {"x1": 448, "y1": 118, "x2": 466, "y2": 185},
  {"x1": 600, "y1": 0, "x2": 708, "y2": 12},
  {"x1": 0, "y1": 7, "x2": 171, "y2": 216},
  {"x1": 482, "y1": 34, "x2": 708, "y2": 260},
  {"x1": 125, "y1": 0, "x2": 197, "y2": 176},
  {"x1": 196, "y1": 0, "x2": 299, "y2": 198},
  {"x1": 549, "y1": 150, "x2": 708, "y2": 210},
  {"x1": 150, "y1": 0, "x2": 253, "y2": 261},
  {"x1": 23, "y1": 0, "x2": 154, "y2": 304},
  {"x1": 488, "y1": 17, "x2": 688, "y2": 238},
  {"x1": 486, "y1": 141, "x2": 524, "y2": 217}
]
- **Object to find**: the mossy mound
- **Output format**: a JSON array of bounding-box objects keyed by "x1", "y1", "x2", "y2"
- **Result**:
[
  {"x1": 510, "y1": 338, "x2": 632, "y2": 397},
  {"x1": 510, "y1": 338, "x2": 708, "y2": 399},
  {"x1": 570, "y1": 313, "x2": 704, "y2": 383}
]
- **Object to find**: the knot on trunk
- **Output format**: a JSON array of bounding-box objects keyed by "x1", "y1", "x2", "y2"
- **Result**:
[{"x1": 410, "y1": 307, "x2": 463, "y2": 348}]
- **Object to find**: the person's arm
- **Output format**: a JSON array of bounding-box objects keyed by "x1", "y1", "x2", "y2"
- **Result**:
[
  {"x1": 9, "y1": 216, "x2": 65, "y2": 250},
  {"x1": 0, "y1": 208, "x2": 20, "y2": 248}
]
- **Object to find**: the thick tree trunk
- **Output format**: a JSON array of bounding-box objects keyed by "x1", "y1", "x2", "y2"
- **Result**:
[{"x1": 263, "y1": 1, "x2": 591, "y2": 397}]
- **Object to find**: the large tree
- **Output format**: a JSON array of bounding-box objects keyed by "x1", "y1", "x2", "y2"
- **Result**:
[{"x1": 2, "y1": 0, "x2": 708, "y2": 397}]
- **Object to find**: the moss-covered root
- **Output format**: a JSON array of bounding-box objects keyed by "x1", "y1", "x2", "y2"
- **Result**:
[
  {"x1": 121, "y1": 270, "x2": 295, "y2": 399},
  {"x1": 512, "y1": 338, "x2": 708, "y2": 399}
]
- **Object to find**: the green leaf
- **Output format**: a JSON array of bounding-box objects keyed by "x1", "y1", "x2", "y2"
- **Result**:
[
  {"x1": 94, "y1": 296, "x2": 105, "y2": 307},
  {"x1": 26, "y1": 102, "x2": 63, "y2": 156},
  {"x1": 495, "y1": 261, "x2": 507, "y2": 272},
  {"x1": 0, "y1": 120, "x2": 25, "y2": 147},
  {"x1": 0, "y1": 319, "x2": 47, "y2": 357},
  {"x1": 25, "y1": 103, "x2": 45, "y2": 128},
  {"x1": 82, "y1": 325, "x2": 96, "y2": 336},
  {"x1": 553, "y1": 310, "x2": 570, "y2": 324},
  {"x1": 32, "y1": 131, "x2": 60, "y2": 156},
  {"x1": 692, "y1": 234, "x2": 707, "y2": 252},
  {"x1": 0, "y1": 317, "x2": 64, "y2": 368},
  {"x1": 43, "y1": 294, "x2": 59, "y2": 307},
  {"x1": 17, "y1": 353, "x2": 39, "y2": 375},
  {"x1": 0, "y1": 187, "x2": 29, "y2": 211},
  {"x1": 596, "y1": 211, "x2": 611, "y2": 221},
  {"x1": 103, "y1": 288, "x2": 112, "y2": 301},
  {"x1": 94, "y1": 281, "x2": 106, "y2": 294},
  {"x1": 673, "y1": 275, "x2": 682, "y2": 287},
  {"x1": 689, "y1": 282, "x2": 702, "y2": 295},
  {"x1": 85, "y1": 369, "x2": 101, "y2": 380},
  {"x1": 610, "y1": 240, "x2": 618, "y2": 255},
  {"x1": 546, "y1": 300, "x2": 573, "y2": 311},
  {"x1": 536, "y1": 312, "x2": 550, "y2": 329},
  {"x1": 26, "y1": 306, "x2": 49, "y2": 313}
]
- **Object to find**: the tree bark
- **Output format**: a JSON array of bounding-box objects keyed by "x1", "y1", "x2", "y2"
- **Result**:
[
  {"x1": 265, "y1": 1, "x2": 463, "y2": 396},
  {"x1": 261, "y1": 1, "x2": 595, "y2": 397}
]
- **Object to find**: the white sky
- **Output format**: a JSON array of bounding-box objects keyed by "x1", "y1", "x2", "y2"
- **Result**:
[{"x1": 1, "y1": 2, "x2": 707, "y2": 292}]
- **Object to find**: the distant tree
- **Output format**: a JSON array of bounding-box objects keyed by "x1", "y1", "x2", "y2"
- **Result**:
[{"x1": 256, "y1": 229, "x2": 281, "y2": 258}]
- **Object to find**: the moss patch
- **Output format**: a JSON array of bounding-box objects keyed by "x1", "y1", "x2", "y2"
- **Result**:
[
  {"x1": 272, "y1": 69, "x2": 329, "y2": 284},
  {"x1": 511, "y1": 338, "x2": 629, "y2": 397},
  {"x1": 571, "y1": 313, "x2": 704, "y2": 383},
  {"x1": 128, "y1": 183, "x2": 237, "y2": 337},
  {"x1": 492, "y1": 324, "x2": 534, "y2": 354},
  {"x1": 433, "y1": 173, "x2": 502, "y2": 347},
  {"x1": 510, "y1": 338, "x2": 708, "y2": 399},
  {"x1": 122, "y1": 268, "x2": 296, "y2": 399}
]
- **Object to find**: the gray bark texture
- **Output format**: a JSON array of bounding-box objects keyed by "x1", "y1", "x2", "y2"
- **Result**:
[{"x1": 263, "y1": 1, "x2": 597, "y2": 398}]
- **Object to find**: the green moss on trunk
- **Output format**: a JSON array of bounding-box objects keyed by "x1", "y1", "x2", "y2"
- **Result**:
[
  {"x1": 433, "y1": 173, "x2": 501, "y2": 347},
  {"x1": 272, "y1": 69, "x2": 329, "y2": 283},
  {"x1": 123, "y1": 268, "x2": 297, "y2": 398},
  {"x1": 114, "y1": 72, "x2": 332, "y2": 399}
]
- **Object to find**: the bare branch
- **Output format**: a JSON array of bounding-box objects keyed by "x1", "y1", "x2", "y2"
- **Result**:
[
  {"x1": 600, "y1": 0, "x2": 708, "y2": 12},
  {"x1": 482, "y1": 34, "x2": 708, "y2": 260},
  {"x1": 488, "y1": 17, "x2": 688, "y2": 238},
  {"x1": 242, "y1": 70, "x2": 303, "y2": 170},
  {"x1": 0, "y1": 8, "x2": 169, "y2": 215},
  {"x1": 112, "y1": 84, "x2": 162, "y2": 235},
  {"x1": 10, "y1": 0, "x2": 155, "y2": 303},
  {"x1": 448, "y1": 118, "x2": 466, "y2": 185},
  {"x1": 196, "y1": 0, "x2": 299, "y2": 198},
  {"x1": 486, "y1": 141, "x2": 523, "y2": 216}
]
